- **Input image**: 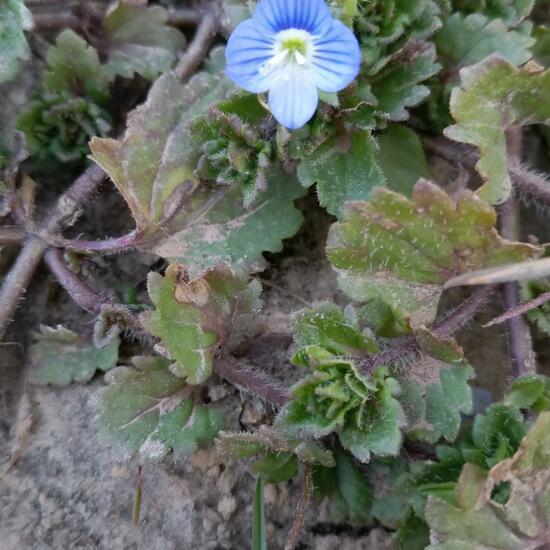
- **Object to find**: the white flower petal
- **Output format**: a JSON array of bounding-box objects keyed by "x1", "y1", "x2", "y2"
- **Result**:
[{"x1": 268, "y1": 65, "x2": 318, "y2": 129}]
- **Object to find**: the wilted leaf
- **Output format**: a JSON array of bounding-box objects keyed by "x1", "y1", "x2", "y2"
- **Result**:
[
  {"x1": 99, "y1": 356, "x2": 222, "y2": 461},
  {"x1": 327, "y1": 180, "x2": 537, "y2": 330},
  {"x1": 445, "y1": 56, "x2": 550, "y2": 204},
  {"x1": 297, "y1": 130, "x2": 386, "y2": 219},
  {"x1": 102, "y1": 3, "x2": 186, "y2": 82},
  {"x1": 141, "y1": 264, "x2": 261, "y2": 384},
  {"x1": 0, "y1": 0, "x2": 33, "y2": 85},
  {"x1": 435, "y1": 13, "x2": 534, "y2": 69},
  {"x1": 426, "y1": 412, "x2": 550, "y2": 549},
  {"x1": 30, "y1": 325, "x2": 119, "y2": 386},
  {"x1": 91, "y1": 72, "x2": 305, "y2": 277}
]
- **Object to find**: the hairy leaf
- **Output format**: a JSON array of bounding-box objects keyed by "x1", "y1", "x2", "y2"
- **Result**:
[
  {"x1": 297, "y1": 130, "x2": 386, "y2": 219},
  {"x1": 0, "y1": 0, "x2": 33, "y2": 85},
  {"x1": 426, "y1": 412, "x2": 550, "y2": 549},
  {"x1": 445, "y1": 56, "x2": 550, "y2": 204},
  {"x1": 451, "y1": 0, "x2": 535, "y2": 26},
  {"x1": 292, "y1": 303, "x2": 377, "y2": 356},
  {"x1": 251, "y1": 452, "x2": 299, "y2": 484},
  {"x1": 217, "y1": 426, "x2": 335, "y2": 467},
  {"x1": 327, "y1": 180, "x2": 537, "y2": 330},
  {"x1": 141, "y1": 264, "x2": 261, "y2": 384},
  {"x1": 99, "y1": 356, "x2": 222, "y2": 461},
  {"x1": 30, "y1": 325, "x2": 119, "y2": 386},
  {"x1": 435, "y1": 13, "x2": 534, "y2": 69},
  {"x1": 91, "y1": 72, "x2": 305, "y2": 276},
  {"x1": 102, "y1": 3, "x2": 186, "y2": 82},
  {"x1": 507, "y1": 375, "x2": 550, "y2": 412}
]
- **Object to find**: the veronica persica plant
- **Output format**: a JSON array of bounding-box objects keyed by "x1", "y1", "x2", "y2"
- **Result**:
[{"x1": 225, "y1": 0, "x2": 361, "y2": 130}]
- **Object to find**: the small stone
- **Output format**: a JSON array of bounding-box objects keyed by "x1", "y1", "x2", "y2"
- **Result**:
[{"x1": 217, "y1": 496, "x2": 237, "y2": 520}]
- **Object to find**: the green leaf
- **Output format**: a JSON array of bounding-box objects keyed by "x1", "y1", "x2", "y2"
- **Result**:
[
  {"x1": 297, "y1": 130, "x2": 386, "y2": 219},
  {"x1": 425, "y1": 366, "x2": 475, "y2": 442},
  {"x1": 345, "y1": 42, "x2": 441, "y2": 129},
  {"x1": 435, "y1": 13, "x2": 534, "y2": 69},
  {"x1": 445, "y1": 56, "x2": 550, "y2": 204},
  {"x1": 99, "y1": 356, "x2": 222, "y2": 461},
  {"x1": 151, "y1": 164, "x2": 306, "y2": 277},
  {"x1": 533, "y1": 26, "x2": 550, "y2": 67},
  {"x1": 451, "y1": 0, "x2": 535, "y2": 26},
  {"x1": 312, "y1": 448, "x2": 373, "y2": 524},
  {"x1": 507, "y1": 375, "x2": 550, "y2": 411},
  {"x1": 91, "y1": 72, "x2": 305, "y2": 277},
  {"x1": 30, "y1": 325, "x2": 119, "y2": 386},
  {"x1": 102, "y1": 3, "x2": 186, "y2": 82},
  {"x1": 327, "y1": 180, "x2": 537, "y2": 330},
  {"x1": 426, "y1": 412, "x2": 550, "y2": 549},
  {"x1": 43, "y1": 29, "x2": 108, "y2": 103},
  {"x1": 376, "y1": 124, "x2": 429, "y2": 196},
  {"x1": 141, "y1": 264, "x2": 261, "y2": 384},
  {"x1": 0, "y1": 0, "x2": 33, "y2": 85},
  {"x1": 252, "y1": 477, "x2": 267, "y2": 550},
  {"x1": 251, "y1": 452, "x2": 299, "y2": 484},
  {"x1": 292, "y1": 303, "x2": 377, "y2": 356}
]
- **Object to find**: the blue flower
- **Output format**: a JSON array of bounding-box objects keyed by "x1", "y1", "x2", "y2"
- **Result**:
[{"x1": 225, "y1": 0, "x2": 361, "y2": 130}]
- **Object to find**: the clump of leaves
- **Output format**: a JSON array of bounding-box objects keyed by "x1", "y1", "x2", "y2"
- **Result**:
[
  {"x1": 192, "y1": 94, "x2": 272, "y2": 207},
  {"x1": 276, "y1": 305, "x2": 406, "y2": 463},
  {"x1": 17, "y1": 30, "x2": 111, "y2": 171}
]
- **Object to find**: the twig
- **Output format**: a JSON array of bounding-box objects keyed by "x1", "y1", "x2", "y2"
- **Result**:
[
  {"x1": 284, "y1": 465, "x2": 312, "y2": 550},
  {"x1": 175, "y1": 7, "x2": 219, "y2": 81},
  {"x1": 360, "y1": 286, "x2": 495, "y2": 373},
  {"x1": 484, "y1": 291, "x2": 550, "y2": 328},
  {"x1": 0, "y1": 226, "x2": 26, "y2": 246},
  {"x1": 0, "y1": 165, "x2": 106, "y2": 340},
  {"x1": 214, "y1": 359, "x2": 289, "y2": 408},
  {"x1": 499, "y1": 130, "x2": 536, "y2": 377},
  {"x1": 51, "y1": 231, "x2": 141, "y2": 255},
  {"x1": 166, "y1": 7, "x2": 202, "y2": 27}
]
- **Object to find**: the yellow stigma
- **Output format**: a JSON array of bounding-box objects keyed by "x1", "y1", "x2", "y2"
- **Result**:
[{"x1": 281, "y1": 38, "x2": 307, "y2": 56}]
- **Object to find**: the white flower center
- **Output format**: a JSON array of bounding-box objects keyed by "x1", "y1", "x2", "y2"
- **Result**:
[{"x1": 260, "y1": 29, "x2": 314, "y2": 77}]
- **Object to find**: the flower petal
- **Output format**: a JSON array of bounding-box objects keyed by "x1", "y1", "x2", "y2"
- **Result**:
[
  {"x1": 253, "y1": 0, "x2": 332, "y2": 34},
  {"x1": 312, "y1": 20, "x2": 362, "y2": 93},
  {"x1": 225, "y1": 19, "x2": 276, "y2": 93},
  {"x1": 268, "y1": 66, "x2": 318, "y2": 129}
]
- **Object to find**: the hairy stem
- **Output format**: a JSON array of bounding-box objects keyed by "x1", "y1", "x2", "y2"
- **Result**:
[
  {"x1": 51, "y1": 231, "x2": 141, "y2": 255},
  {"x1": 214, "y1": 359, "x2": 289, "y2": 408},
  {"x1": 0, "y1": 226, "x2": 26, "y2": 246},
  {"x1": 499, "y1": 130, "x2": 536, "y2": 377},
  {"x1": 361, "y1": 286, "x2": 495, "y2": 373},
  {"x1": 44, "y1": 248, "x2": 113, "y2": 314},
  {"x1": 484, "y1": 291, "x2": 550, "y2": 328},
  {"x1": 284, "y1": 465, "x2": 312, "y2": 550},
  {"x1": 422, "y1": 135, "x2": 550, "y2": 208},
  {"x1": 0, "y1": 237, "x2": 48, "y2": 340},
  {"x1": 0, "y1": 165, "x2": 106, "y2": 339}
]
